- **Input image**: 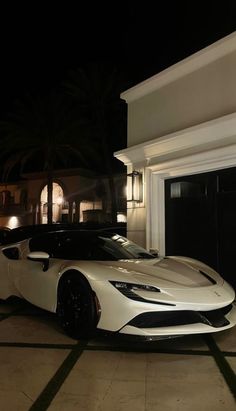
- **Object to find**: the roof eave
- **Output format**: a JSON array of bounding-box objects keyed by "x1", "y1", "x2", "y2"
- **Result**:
[{"x1": 121, "y1": 32, "x2": 236, "y2": 103}]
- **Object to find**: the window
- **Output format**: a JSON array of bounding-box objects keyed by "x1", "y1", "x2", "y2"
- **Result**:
[
  {"x1": 2, "y1": 247, "x2": 20, "y2": 260},
  {"x1": 170, "y1": 181, "x2": 206, "y2": 199},
  {"x1": 29, "y1": 233, "x2": 59, "y2": 257},
  {"x1": 29, "y1": 231, "x2": 154, "y2": 261}
]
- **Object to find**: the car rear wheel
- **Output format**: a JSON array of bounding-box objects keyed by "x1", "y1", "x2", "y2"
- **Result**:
[{"x1": 57, "y1": 274, "x2": 98, "y2": 339}]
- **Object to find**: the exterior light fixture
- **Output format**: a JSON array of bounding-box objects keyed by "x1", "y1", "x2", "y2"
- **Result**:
[
  {"x1": 8, "y1": 216, "x2": 20, "y2": 229},
  {"x1": 127, "y1": 170, "x2": 143, "y2": 202}
]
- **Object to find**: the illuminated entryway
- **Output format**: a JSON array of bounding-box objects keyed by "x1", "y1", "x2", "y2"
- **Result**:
[{"x1": 40, "y1": 182, "x2": 64, "y2": 224}]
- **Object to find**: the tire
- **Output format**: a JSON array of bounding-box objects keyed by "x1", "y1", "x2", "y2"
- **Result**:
[{"x1": 57, "y1": 273, "x2": 98, "y2": 339}]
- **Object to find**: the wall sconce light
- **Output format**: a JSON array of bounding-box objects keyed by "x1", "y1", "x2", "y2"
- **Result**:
[{"x1": 127, "y1": 170, "x2": 143, "y2": 202}]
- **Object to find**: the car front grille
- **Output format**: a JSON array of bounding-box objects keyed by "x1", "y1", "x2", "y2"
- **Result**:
[{"x1": 127, "y1": 304, "x2": 232, "y2": 329}]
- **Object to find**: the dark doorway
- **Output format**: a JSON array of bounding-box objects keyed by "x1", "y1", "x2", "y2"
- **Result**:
[{"x1": 165, "y1": 167, "x2": 236, "y2": 289}]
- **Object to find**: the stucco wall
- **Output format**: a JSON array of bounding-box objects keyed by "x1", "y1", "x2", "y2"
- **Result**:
[
  {"x1": 127, "y1": 206, "x2": 146, "y2": 248},
  {"x1": 128, "y1": 50, "x2": 236, "y2": 146}
]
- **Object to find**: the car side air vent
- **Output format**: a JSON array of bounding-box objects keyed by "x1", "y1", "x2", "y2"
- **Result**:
[{"x1": 199, "y1": 270, "x2": 216, "y2": 285}]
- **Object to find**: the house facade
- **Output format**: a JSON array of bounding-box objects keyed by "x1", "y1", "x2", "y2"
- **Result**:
[
  {"x1": 0, "y1": 169, "x2": 126, "y2": 229},
  {"x1": 115, "y1": 32, "x2": 236, "y2": 287}
]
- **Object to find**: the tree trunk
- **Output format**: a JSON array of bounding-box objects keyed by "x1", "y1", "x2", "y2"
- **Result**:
[
  {"x1": 108, "y1": 172, "x2": 117, "y2": 224},
  {"x1": 47, "y1": 169, "x2": 53, "y2": 224},
  {"x1": 98, "y1": 109, "x2": 118, "y2": 225},
  {"x1": 101, "y1": 134, "x2": 117, "y2": 224}
]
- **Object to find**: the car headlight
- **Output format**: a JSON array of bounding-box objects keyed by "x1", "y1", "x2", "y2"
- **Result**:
[
  {"x1": 110, "y1": 281, "x2": 160, "y2": 292},
  {"x1": 109, "y1": 281, "x2": 160, "y2": 303}
]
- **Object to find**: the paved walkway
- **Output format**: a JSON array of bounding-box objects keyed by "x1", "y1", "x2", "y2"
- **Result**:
[{"x1": 0, "y1": 298, "x2": 235, "y2": 411}]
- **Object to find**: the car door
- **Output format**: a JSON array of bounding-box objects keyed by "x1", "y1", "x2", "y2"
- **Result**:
[
  {"x1": 0, "y1": 245, "x2": 23, "y2": 299},
  {"x1": 7, "y1": 234, "x2": 62, "y2": 312}
]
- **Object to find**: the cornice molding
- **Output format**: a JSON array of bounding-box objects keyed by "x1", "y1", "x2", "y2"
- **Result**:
[
  {"x1": 121, "y1": 32, "x2": 236, "y2": 103},
  {"x1": 114, "y1": 112, "x2": 236, "y2": 166}
]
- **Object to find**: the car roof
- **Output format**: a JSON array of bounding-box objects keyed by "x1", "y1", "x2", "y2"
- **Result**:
[{"x1": 3, "y1": 223, "x2": 126, "y2": 244}]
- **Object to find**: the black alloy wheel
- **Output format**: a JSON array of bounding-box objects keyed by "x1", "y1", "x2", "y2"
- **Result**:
[{"x1": 57, "y1": 274, "x2": 98, "y2": 339}]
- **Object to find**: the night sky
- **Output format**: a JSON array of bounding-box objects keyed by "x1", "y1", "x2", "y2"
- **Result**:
[{"x1": 0, "y1": 1, "x2": 235, "y2": 113}]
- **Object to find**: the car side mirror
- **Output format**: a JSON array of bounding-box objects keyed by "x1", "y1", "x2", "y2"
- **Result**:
[{"x1": 27, "y1": 251, "x2": 50, "y2": 272}]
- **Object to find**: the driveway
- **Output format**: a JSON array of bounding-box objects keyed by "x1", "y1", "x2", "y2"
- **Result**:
[{"x1": 0, "y1": 298, "x2": 235, "y2": 411}]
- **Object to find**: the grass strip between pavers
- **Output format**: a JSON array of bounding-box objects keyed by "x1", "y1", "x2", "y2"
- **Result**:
[
  {"x1": 0, "y1": 340, "x2": 213, "y2": 355},
  {"x1": 204, "y1": 334, "x2": 236, "y2": 400},
  {"x1": 28, "y1": 339, "x2": 88, "y2": 411},
  {"x1": 0, "y1": 339, "x2": 235, "y2": 357},
  {"x1": 85, "y1": 343, "x2": 213, "y2": 355},
  {"x1": 0, "y1": 342, "x2": 77, "y2": 349}
]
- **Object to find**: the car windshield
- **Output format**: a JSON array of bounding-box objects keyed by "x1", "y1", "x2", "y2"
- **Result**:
[
  {"x1": 29, "y1": 231, "x2": 154, "y2": 261},
  {"x1": 95, "y1": 234, "x2": 154, "y2": 260}
]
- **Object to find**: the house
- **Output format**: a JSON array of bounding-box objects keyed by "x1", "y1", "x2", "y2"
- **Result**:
[
  {"x1": 115, "y1": 32, "x2": 236, "y2": 287},
  {"x1": 0, "y1": 168, "x2": 126, "y2": 229}
]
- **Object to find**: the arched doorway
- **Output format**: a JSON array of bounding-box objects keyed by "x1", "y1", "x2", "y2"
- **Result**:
[{"x1": 40, "y1": 182, "x2": 64, "y2": 224}]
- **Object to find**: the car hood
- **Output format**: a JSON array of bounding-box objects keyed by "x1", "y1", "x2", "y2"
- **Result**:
[{"x1": 99, "y1": 256, "x2": 223, "y2": 289}]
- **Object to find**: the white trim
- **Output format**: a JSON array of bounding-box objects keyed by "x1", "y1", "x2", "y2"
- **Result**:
[
  {"x1": 121, "y1": 32, "x2": 236, "y2": 103},
  {"x1": 145, "y1": 168, "x2": 152, "y2": 252},
  {"x1": 149, "y1": 173, "x2": 166, "y2": 256},
  {"x1": 115, "y1": 111, "x2": 236, "y2": 256},
  {"x1": 149, "y1": 143, "x2": 236, "y2": 176},
  {"x1": 148, "y1": 146, "x2": 236, "y2": 256},
  {"x1": 114, "y1": 112, "x2": 236, "y2": 166}
]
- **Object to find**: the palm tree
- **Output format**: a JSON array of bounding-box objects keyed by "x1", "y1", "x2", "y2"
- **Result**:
[
  {"x1": 0, "y1": 90, "x2": 86, "y2": 224},
  {"x1": 64, "y1": 63, "x2": 127, "y2": 224}
]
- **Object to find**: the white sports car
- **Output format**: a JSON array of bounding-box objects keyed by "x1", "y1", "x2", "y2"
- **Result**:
[{"x1": 0, "y1": 228, "x2": 236, "y2": 340}]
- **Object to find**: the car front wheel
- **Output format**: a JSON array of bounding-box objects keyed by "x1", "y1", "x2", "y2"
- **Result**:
[{"x1": 57, "y1": 273, "x2": 98, "y2": 339}]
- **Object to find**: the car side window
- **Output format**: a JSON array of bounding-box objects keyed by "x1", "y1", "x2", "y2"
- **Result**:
[
  {"x1": 29, "y1": 233, "x2": 59, "y2": 257},
  {"x1": 53, "y1": 234, "x2": 116, "y2": 260},
  {"x1": 54, "y1": 235, "x2": 91, "y2": 259},
  {"x1": 2, "y1": 247, "x2": 20, "y2": 260}
]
